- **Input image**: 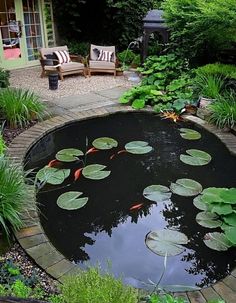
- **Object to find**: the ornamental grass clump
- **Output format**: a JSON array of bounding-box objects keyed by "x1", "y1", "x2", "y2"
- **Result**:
[
  {"x1": 0, "y1": 157, "x2": 32, "y2": 237},
  {"x1": 60, "y1": 267, "x2": 138, "y2": 303},
  {"x1": 0, "y1": 88, "x2": 47, "y2": 128},
  {"x1": 208, "y1": 92, "x2": 236, "y2": 129}
]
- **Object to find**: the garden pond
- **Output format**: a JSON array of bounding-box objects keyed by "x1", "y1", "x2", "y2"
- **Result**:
[{"x1": 25, "y1": 112, "x2": 236, "y2": 290}]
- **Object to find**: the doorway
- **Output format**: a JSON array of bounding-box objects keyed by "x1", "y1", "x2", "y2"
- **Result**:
[{"x1": 0, "y1": 0, "x2": 44, "y2": 69}]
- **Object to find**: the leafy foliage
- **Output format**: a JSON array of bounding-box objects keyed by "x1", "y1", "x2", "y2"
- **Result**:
[
  {"x1": 0, "y1": 88, "x2": 47, "y2": 128},
  {"x1": 195, "y1": 63, "x2": 236, "y2": 81},
  {"x1": 193, "y1": 75, "x2": 225, "y2": 99},
  {"x1": 60, "y1": 266, "x2": 138, "y2": 303},
  {"x1": 119, "y1": 54, "x2": 194, "y2": 112},
  {"x1": 0, "y1": 123, "x2": 6, "y2": 156},
  {"x1": 0, "y1": 68, "x2": 10, "y2": 88},
  {"x1": 146, "y1": 293, "x2": 186, "y2": 303},
  {"x1": 162, "y1": 0, "x2": 236, "y2": 63}
]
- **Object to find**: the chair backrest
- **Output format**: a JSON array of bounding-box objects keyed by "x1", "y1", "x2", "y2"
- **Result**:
[
  {"x1": 90, "y1": 44, "x2": 116, "y2": 62},
  {"x1": 39, "y1": 45, "x2": 69, "y2": 59}
]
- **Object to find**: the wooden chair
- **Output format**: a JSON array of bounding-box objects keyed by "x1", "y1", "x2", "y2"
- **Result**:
[
  {"x1": 39, "y1": 46, "x2": 86, "y2": 80},
  {"x1": 88, "y1": 44, "x2": 116, "y2": 77}
]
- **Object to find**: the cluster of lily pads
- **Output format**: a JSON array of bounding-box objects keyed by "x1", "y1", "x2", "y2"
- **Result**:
[{"x1": 35, "y1": 137, "x2": 153, "y2": 210}]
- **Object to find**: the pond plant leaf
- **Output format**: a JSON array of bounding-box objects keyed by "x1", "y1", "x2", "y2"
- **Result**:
[
  {"x1": 224, "y1": 226, "x2": 236, "y2": 244},
  {"x1": 179, "y1": 128, "x2": 201, "y2": 140},
  {"x1": 56, "y1": 148, "x2": 84, "y2": 162},
  {"x1": 223, "y1": 213, "x2": 236, "y2": 227},
  {"x1": 57, "y1": 191, "x2": 88, "y2": 210},
  {"x1": 196, "y1": 212, "x2": 222, "y2": 228},
  {"x1": 170, "y1": 179, "x2": 202, "y2": 197},
  {"x1": 36, "y1": 167, "x2": 70, "y2": 185},
  {"x1": 193, "y1": 195, "x2": 208, "y2": 211},
  {"x1": 143, "y1": 185, "x2": 172, "y2": 202},
  {"x1": 82, "y1": 164, "x2": 111, "y2": 180},
  {"x1": 220, "y1": 188, "x2": 236, "y2": 204},
  {"x1": 203, "y1": 232, "x2": 232, "y2": 251},
  {"x1": 92, "y1": 137, "x2": 118, "y2": 150},
  {"x1": 145, "y1": 229, "x2": 188, "y2": 257},
  {"x1": 125, "y1": 141, "x2": 152, "y2": 154},
  {"x1": 211, "y1": 204, "x2": 233, "y2": 215},
  {"x1": 201, "y1": 187, "x2": 226, "y2": 204},
  {"x1": 180, "y1": 149, "x2": 211, "y2": 166}
]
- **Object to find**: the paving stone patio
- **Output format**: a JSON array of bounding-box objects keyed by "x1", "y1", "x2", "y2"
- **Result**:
[{"x1": 7, "y1": 86, "x2": 236, "y2": 303}]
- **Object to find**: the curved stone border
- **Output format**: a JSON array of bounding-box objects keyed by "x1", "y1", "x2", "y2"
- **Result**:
[{"x1": 7, "y1": 106, "x2": 236, "y2": 302}]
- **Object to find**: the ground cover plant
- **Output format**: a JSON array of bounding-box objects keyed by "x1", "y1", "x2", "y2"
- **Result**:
[{"x1": 0, "y1": 88, "x2": 47, "y2": 128}]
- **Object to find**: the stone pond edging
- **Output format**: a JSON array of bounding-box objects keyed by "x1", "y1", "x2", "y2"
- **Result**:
[{"x1": 7, "y1": 106, "x2": 236, "y2": 303}]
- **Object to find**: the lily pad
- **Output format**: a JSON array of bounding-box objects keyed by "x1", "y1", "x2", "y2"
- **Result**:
[
  {"x1": 92, "y1": 137, "x2": 118, "y2": 150},
  {"x1": 145, "y1": 229, "x2": 188, "y2": 257},
  {"x1": 125, "y1": 141, "x2": 152, "y2": 154},
  {"x1": 200, "y1": 187, "x2": 225, "y2": 204},
  {"x1": 211, "y1": 203, "x2": 233, "y2": 215},
  {"x1": 56, "y1": 148, "x2": 84, "y2": 162},
  {"x1": 196, "y1": 212, "x2": 222, "y2": 228},
  {"x1": 220, "y1": 188, "x2": 236, "y2": 204},
  {"x1": 36, "y1": 167, "x2": 70, "y2": 185},
  {"x1": 224, "y1": 226, "x2": 236, "y2": 244},
  {"x1": 223, "y1": 213, "x2": 236, "y2": 227},
  {"x1": 57, "y1": 191, "x2": 88, "y2": 210},
  {"x1": 193, "y1": 195, "x2": 208, "y2": 211},
  {"x1": 180, "y1": 149, "x2": 211, "y2": 166},
  {"x1": 143, "y1": 185, "x2": 172, "y2": 202},
  {"x1": 82, "y1": 164, "x2": 111, "y2": 180},
  {"x1": 203, "y1": 232, "x2": 232, "y2": 251},
  {"x1": 179, "y1": 128, "x2": 201, "y2": 140},
  {"x1": 170, "y1": 178, "x2": 202, "y2": 197}
]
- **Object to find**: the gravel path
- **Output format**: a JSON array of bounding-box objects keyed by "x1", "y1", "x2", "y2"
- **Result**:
[{"x1": 10, "y1": 66, "x2": 132, "y2": 101}]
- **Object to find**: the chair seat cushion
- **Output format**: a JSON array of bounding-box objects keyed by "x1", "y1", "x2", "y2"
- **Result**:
[
  {"x1": 60, "y1": 62, "x2": 84, "y2": 72},
  {"x1": 89, "y1": 60, "x2": 115, "y2": 70}
]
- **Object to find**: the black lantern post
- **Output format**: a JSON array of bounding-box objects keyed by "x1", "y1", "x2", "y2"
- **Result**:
[{"x1": 141, "y1": 9, "x2": 169, "y2": 63}]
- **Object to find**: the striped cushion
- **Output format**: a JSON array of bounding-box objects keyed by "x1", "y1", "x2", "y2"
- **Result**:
[
  {"x1": 97, "y1": 49, "x2": 114, "y2": 62},
  {"x1": 54, "y1": 50, "x2": 71, "y2": 64}
]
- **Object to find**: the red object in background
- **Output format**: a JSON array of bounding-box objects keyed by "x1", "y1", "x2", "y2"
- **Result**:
[{"x1": 4, "y1": 48, "x2": 21, "y2": 59}]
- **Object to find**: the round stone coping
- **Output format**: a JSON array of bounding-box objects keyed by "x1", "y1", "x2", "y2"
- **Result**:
[{"x1": 7, "y1": 106, "x2": 236, "y2": 302}]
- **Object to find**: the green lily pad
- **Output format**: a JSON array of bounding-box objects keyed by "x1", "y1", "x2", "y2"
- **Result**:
[
  {"x1": 125, "y1": 141, "x2": 152, "y2": 154},
  {"x1": 145, "y1": 229, "x2": 188, "y2": 257},
  {"x1": 200, "y1": 187, "x2": 225, "y2": 204},
  {"x1": 56, "y1": 148, "x2": 84, "y2": 162},
  {"x1": 223, "y1": 213, "x2": 236, "y2": 227},
  {"x1": 211, "y1": 203, "x2": 233, "y2": 215},
  {"x1": 36, "y1": 167, "x2": 70, "y2": 185},
  {"x1": 92, "y1": 137, "x2": 118, "y2": 150},
  {"x1": 196, "y1": 212, "x2": 222, "y2": 228},
  {"x1": 82, "y1": 164, "x2": 111, "y2": 180},
  {"x1": 179, "y1": 128, "x2": 201, "y2": 140},
  {"x1": 220, "y1": 188, "x2": 236, "y2": 204},
  {"x1": 170, "y1": 178, "x2": 202, "y2": 197},
  {"x1": 224, "y1": 226, "x2": 236, "y2": 244},
  {"x1": 180, "y1": 149, "x2": 211, "y2": 166},
  {"x1": 143, "y1": 185, "x2": 172, "y2": 202},
  {"x1": 193, "y1": 195, "x2": 208, "y2": 211},
  {"x1": 203, "y1": 232, "x2": 232, "y2": 251},
  {"x1": 57, "y1": 191, "x2": 88, "y2": 210}
]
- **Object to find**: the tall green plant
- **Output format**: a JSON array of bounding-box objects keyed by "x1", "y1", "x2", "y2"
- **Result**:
[
  {"x1": 0, "y1": 157, "x2": 33, "y2": 236},
  {"x1": 0, "y1": 88, "x2": 47, "y2": 128},
  {"x1": 193, "y1": 75, "x2": 225, "y2": 99},
  {"x1": 0, "y1": 122, "x2": 6, "y2": 156},
  {"x1": 0, "y1": 68, "x2": 10, "y2": 88},
  {"x1": 60, "y1": 267, "x2": 138, "y2": 303}
]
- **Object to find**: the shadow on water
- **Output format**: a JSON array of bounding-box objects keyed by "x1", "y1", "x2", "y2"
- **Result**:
[{"x1": 25, "y1": 112, "x2": 236, "y2": 289}]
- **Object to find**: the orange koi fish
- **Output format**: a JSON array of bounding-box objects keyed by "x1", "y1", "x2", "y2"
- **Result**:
[
  {"x1": 47, "y1": 159, "x2": 60, "y2": 168},
  {"x1": 74, "y1": 168, "x2": 83, "y2": 181},
  {"x1": 86, "y1": 147, "x2": 99, "y2": 155},
  {"x1": 117, "y1": 149, "x2": 127, "y2": 155},
  {"x1": 129, "y1": 203, "x2": 144, "y2": 211},
  {"x1": 110, "y1": 154, "x2": 116, "y2": 160}
]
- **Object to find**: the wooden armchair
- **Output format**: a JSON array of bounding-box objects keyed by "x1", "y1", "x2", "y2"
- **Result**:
[
  {"x1": 88, "y1": 44, "x2": 116, "y2": 77},
  {"x1": 39, "y1": 46, "x2": 86, "y2": 80}
]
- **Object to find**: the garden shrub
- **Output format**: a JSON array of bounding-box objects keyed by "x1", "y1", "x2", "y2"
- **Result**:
[
  {"x1": 60, "y1": 267, "x2": 138, "y2": 303},
  {"x1": 0, "y1": 68, "x2": 10, "y2": 88},
  {"x1": 64, "y1": 40, "x2": 90, "y2": 57},
  {"x1": 195, "y1": 63, "x2": 236, "y2": 80},
  {"x1": 117, "y1": 50, "x2": 136, "y2": 66},
  {"x1": 0, "y1": 88, "x2": 47, "y2": 128},
  {"x1": 193, "y1": 75, "x2": 225, "y2": 99},
  {"x1": 120, "y1": 53, "x2": 194, "y2": 112},
  {"x1": 162, "y1": 0, "x2": 236, "y2": 63},
  {"x1": 0, "y1": 157, "x2": 33, "y2": 236}
]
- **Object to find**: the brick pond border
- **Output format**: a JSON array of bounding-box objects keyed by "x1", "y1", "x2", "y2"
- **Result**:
[{"x1": 7, "y1": 105, "x2": 236, "y2": 303}]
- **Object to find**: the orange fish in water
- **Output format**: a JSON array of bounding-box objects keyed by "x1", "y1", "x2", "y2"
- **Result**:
[
  {"x1": 129, "y1": 203, "x2": 144, "y2": 211},
  {"x1": 117, "y1": 149, "x2": 127, "y2": 155},
  {"x1": 74, "y1": 168, "x2": 83, "y2": 181},
  {"x1": 110, "y1": 154, "x2": 116, "y2": 160},
  {"x1": 47, "y1": 159, "x2": 60, "y2": 168},
  {"x1": 86, "y1": 147, "x2": 99, "y2": 155}
]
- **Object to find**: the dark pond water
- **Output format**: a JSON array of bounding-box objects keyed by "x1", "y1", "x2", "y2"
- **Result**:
[{"x1": 25, "y1": 112, "x2": 236, "y2": 289}]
